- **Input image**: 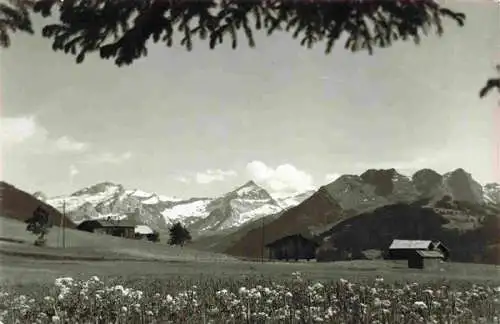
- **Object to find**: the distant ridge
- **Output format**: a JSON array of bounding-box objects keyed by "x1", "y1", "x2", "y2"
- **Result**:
[
  {"x1": 222, "y1": 168, "x2": 500, "y2": 264},
  {"x1": 0, "y1": 181, "x2": 76, "y2": 229}
]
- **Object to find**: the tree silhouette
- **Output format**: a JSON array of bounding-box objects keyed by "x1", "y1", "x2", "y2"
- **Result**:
[
  {"x1": 0, "y1": 0, "x2": 34, "y2": 47},
  {"x1": 479, "y1": 64, "x2": 500, "y2": 99},
  {"x1": 25, "y1": 205, "x2": 51, "y2": 246},
  {"x1": 4, "y1": 1, "x2": 497, "y2": 99},
  {"x1": 168, "y1": 221, "x2": 191, "y2": 246},
  {"x1": 3, "y1": 0, "x2": 466, "y2": 66}
]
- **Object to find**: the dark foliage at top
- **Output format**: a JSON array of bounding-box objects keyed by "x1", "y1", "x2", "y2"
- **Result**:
[
  {"x1": 0, "y1": 0, "x2": 34, "y2": 47},
  {"x1": 3, "y1": 0, "x2": 465, "y2": 66},
  {"x1": 479, "y1": 65, "x2": 500, "y2": 99},
  {"x1": 3, "y1": 2, "x2": 496, "y2": 98}
]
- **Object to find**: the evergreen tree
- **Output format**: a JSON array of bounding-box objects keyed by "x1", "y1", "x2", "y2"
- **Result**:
[
  {"x1": 25, "y1": 205, "x2": 51, "y2": 246},
  {"x1": 4, "y1": 1, "x2": 466, "y2": 66},
  {"x1": 0, "y1": 0, "x2": 34, "y2": 47},
  {"x1": 168, "y1": 222, "x2": 191, "y2": 247},
  {"x1": 2, "y1": 1, "x2": 497, "y2": 98}
]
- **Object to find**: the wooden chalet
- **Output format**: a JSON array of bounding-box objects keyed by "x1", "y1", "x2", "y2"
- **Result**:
[
  {"x1": 76, "y1": 218, "x2": 136, "y2": 239},
  {"x1": 265, "y1": 234, "x2": 320, "y2": 261}
]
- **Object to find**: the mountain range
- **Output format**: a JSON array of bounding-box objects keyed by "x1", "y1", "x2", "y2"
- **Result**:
[
  {"x1": 41, "y1": 180, "x2": 314, "y2": 236},
  {"x1": 221, "y1": 168, "x2": 500, "y2": 263},
  {"x1": 4, "y1": 167, "x2": 500, "y2": 264},
  {"x1": 40, "y1": 167, "x2": 500, "y2": 237}
]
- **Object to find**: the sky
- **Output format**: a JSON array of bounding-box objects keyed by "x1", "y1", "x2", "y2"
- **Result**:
[{"x1": 1, "y1": 1, "x2": 499, "y2": 199}]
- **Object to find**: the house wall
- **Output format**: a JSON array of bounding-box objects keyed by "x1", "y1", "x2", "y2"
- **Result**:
[
  {"x1": 408, "y1": 256, "x2": 443, "y2": 269},
  {"x1": 94, "y1": 226, "x2": 135, "y2": 238},
  {"x1": 388, "y1": 249, "x2": 418, "y2": 260},
  {"x1": 94, "y1": 228, "x2": 107, "y2": 235},
  {"x1": 268, "y1": 237, "x2": 316, "y2": 261},
  {"x1": 408, "y1": 256, "x2": 423, "y2": 269},
  {"x1": 77, "y1": 222, "x2": 101, "y2": 233},
  {"x1": 423, "y1": 258, "x2": 443, "y2": 270}
]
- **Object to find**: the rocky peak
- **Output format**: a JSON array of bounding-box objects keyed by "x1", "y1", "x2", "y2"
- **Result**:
[
  {"x1": 412, "y1": 168, "x2": 444, "y2": 197},
  {"x1": 359, "y1": 168, "x2": 399, "y2": 197},
  {"x1": 443, "y1": 168, "x2": 483, "y2": 204},
  {"x1": 71, "y1": 181, "x2": 124, "y2": 197},
  {"x1": 231, "y1": 180, "x2": 273, "y2": 200}
]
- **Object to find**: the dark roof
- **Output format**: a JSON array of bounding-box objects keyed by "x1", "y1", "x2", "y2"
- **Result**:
[
  {"x1": 415, "y1": 250, "x2": 445, "y2": 259},
  {"x1": 78, "y1": 219, "x2": 136, "y2": 228},
  {"x1": 265, "y1": 234, "x2": 320, "y2": 248}
]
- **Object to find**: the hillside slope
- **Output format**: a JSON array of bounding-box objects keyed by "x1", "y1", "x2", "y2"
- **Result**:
[
  {"x1": 0, "y1": 217, "x2": 236, "y2": 262},
  {"x1": 222, "y1": 168, "x2": 500, "y2": 262},
  {"x1": 316, "y1": 201, "x2": 500, "y2": 264},
  {"x1": 0, "y1": 181, "x2": 75, "y2": 229},
  {"x1": 224, "y1": 187, "x2": 346, "y2": 260}
]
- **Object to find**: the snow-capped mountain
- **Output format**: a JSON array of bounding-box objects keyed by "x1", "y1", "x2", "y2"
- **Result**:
[
  {"x1": 483, "y1": 182, "x2": 500, "y2": 205},
  {"x1": 47, "y1": 182, "x2": 183, "y2": 230},
  {"x1": 45, "y1": 180, "x2": 311, "y2": 235},
  {"x1": 272, "y1": 190, "x2": 316, "y2": 210},
  {"x1": 186, "y1": 181, "x2": 284, "y2": 233},
  {"x1": 42, "y1": 167, "x2": 499, "y2": 239}
]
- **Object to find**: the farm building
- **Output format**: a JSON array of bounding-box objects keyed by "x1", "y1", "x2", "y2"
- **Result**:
[
  {"x1": 386, "y1": 239, "x2": 450, "y2": 261},
  {"x1": 408, "y1": 250, "x2": 445, "y2": 269},
  {"x1": 265, "y1": 234, "x2": 319, "y2": 261},
  {"x1": 76, "y1": 219, "x2": 136, "y2": 239},
  {"x1": 134, "y1": 225, "x2": 159, "y2": 242}
]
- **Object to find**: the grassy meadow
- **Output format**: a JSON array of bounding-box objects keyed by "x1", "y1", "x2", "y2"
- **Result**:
[{"x1": 1, "y1": 216, "x2": 500, "y2": 323}]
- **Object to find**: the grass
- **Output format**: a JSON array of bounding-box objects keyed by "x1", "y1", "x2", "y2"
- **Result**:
[
  {"x1": 2, "y1": 215, "x2": 500, "y2": 323},
  {"x1": 0, "y1": 217, "x2": 236, "y2": 262},
  {"x1": 0, "y1": 273, "x2": 499, "y2": 323}
]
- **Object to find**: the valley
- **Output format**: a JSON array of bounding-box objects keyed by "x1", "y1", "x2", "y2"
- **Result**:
[{"x1": 2, "y1": 167, "x2": 499, "y2": 265}]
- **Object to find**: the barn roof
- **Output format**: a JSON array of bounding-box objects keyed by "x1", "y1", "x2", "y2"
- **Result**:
[
  {"x1": 389, "y1": 239, "x2": 433, "y2": 250},
  {"x1": 135, "y1": 225, "x2": 154, "y2": 235},
  {"x1": 78, "y1": 219, "x2": 136, "y2": 228},
  {"x1": 415, "y1": 250, "x2": 445, "y2": 259}
]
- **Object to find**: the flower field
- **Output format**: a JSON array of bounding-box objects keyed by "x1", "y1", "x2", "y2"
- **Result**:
[{"x1": 0, "y1": 272, "x2": 499, "y2": 324}]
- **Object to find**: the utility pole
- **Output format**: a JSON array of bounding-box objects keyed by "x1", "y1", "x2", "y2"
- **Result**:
[
  {"x1": 261, "y1": 217, "x2": 265, "y2": 263},
  {"x1": 62, "y1": 200, "x2": 66, "y2": 249},
  {"x1": 58, "y1": 207, "x2": 63, "y2": 248}
]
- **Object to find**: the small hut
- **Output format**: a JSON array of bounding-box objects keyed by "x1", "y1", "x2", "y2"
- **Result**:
[
  {"x1": 387, "y1": 239, "x2": 450, "y2": 261},
  {"x1": 408, "y1": 250, "x2": 445, "y2": 269},
  {"x1": 265, "y1": 234, "x2": 319, "y2": 261},
  {"x1": 134, "y1": 225, "x2": 159, "y2": 242}
]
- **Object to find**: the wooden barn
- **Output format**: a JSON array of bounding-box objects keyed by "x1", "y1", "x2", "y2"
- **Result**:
[
  {"x1": 265, "y1": 234, "x2": 319, "y2": 261},
  {"x1": 386, "y1": 239, "x2": 450, "y2": 261},
  {"x1": 408, "y1": 250, "x2": 445, "y2": 269},
  {"x1": 76, "y1": 219, "x2": 136, "y2": 239},
  {"x1": 134, "y1": 225, "x2": 159, "y2": 242}
]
